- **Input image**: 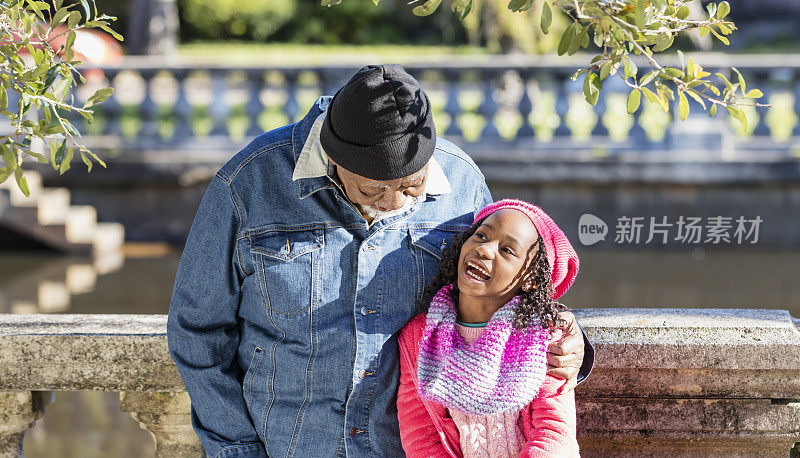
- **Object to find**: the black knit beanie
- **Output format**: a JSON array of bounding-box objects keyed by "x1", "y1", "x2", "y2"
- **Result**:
[{"x1": 319, "y1": 64, "x2": 436, "y2": 181}]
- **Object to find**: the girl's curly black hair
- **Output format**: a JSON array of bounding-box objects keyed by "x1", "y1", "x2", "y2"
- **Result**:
[{"x1": 418, "y1": 216, "x2": 569, "y2": 333}]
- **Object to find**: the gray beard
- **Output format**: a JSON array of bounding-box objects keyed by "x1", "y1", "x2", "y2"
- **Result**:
[{"x1": 357, "y1": 193, "x2": 424, "y2": 224}]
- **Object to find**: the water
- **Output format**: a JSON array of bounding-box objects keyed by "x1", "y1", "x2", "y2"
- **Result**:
[
  {"x1": 5, "y1": 246, "x2": 792, "y2": 316},
  {"x1": 6, "y1": 246, "x2": 799, "y2": 457}
]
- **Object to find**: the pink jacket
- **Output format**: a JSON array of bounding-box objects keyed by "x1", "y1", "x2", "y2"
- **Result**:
[{"x1": 397, "y1": 313, "x2": 579, "y2": 458}]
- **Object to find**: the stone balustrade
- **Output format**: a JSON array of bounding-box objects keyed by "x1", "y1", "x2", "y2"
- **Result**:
[
  {"x1": 7, "y1": 55, "x2": 800, "y2": 164},
  {"x1": 0, "y1": 309, "x2": 798, "y2": 457}
]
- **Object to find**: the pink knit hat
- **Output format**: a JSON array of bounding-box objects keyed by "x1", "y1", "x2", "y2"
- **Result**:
[{"x1": 473, "y1": 199, "x2": 579, "y2": 300}]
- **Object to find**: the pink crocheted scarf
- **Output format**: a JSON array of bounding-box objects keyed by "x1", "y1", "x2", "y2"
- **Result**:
[{"x1": 417, "y1": 284, "x2": 550, "y2": 415}]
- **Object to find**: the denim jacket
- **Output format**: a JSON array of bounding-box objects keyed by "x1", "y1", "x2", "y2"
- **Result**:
[
  {"x1": 167, "y1": 97, "x2": 491, "y2": 457},
  {"x1": 167, "y1": 96, "x2": 593, "y2": 458}
]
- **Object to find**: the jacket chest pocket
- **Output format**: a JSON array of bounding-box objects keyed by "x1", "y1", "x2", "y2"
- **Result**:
[
  {"x1": 251, "y1": 229, "x2": 324, "y2": 317},
  {"x1": 409, "y1": 227, "x2": 465, "y2": 302}
]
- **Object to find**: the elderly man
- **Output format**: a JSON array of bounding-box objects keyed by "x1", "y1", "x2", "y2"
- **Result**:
[{"x1": 167, "y1": 64, "x2": 593, "y2": 458}]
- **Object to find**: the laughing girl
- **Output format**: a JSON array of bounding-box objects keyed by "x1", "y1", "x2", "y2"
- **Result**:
[{"x1": 397, "y1": 199, "x2": 580, "y2": 457}]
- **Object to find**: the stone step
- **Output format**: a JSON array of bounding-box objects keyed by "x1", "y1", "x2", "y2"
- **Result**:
[
  {"x1": 37, "y1": 187, "x2": 71, "y2": 225},
  {"x1": 0, "y1": 169, "x2": 43, "y2": 207},
  {"x1": 92, "y1": 222, "x2": 125, "y2": 255},
  {"x1": 64, "y1": 205, "x2": 98, "y2": 244}
]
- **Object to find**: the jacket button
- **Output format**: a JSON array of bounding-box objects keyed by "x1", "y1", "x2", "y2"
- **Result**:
[
  {"x1": 360, "y1": 306, "x2": 370, "y2": 315},
  {"x1": 349, "y1": 427, "x2": 357, "y2": 437},
  {"x1": 358, "y1": 369, "x2": 368, "y2": 379}
]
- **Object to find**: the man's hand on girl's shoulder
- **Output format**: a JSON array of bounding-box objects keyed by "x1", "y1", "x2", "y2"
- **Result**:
[{"x1": 545, "y1": 311, "x2": 584, "y2": 393}]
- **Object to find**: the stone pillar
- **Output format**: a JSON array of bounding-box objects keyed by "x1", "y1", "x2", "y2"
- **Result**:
[
  {"x1": 0, "y1": 391, "x2": 53, "y2": 458},
  {"x1": 119, "y1": 391, "x2": 203, "y2": 458},
  {"x1": 127, "y1": 0, "x2": 179, "y2": 56}
]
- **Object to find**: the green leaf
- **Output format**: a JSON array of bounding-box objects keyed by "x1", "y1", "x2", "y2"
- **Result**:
[
  {"x1": 320, "y1": 0, "x2": 342, "y2": 6},
  {"x1": 52, "y1": 7, "x2": 69, "y2": 26},
  {"x1": 635, "y1": 0, "x2": 647, "y2": 28},
  {"x1": 678, "y1": 92, "x2": 689, "y2": 121},
  {"x1": 709, "y1": 27, "x2": 729, "y2": 45},
  {"x1": 42, "y1": 66, "x2": 59, "y2": 94},
  {"x1": 558, "y1": 22, "x2": 575, "y2": 56},
  {"x1": 508, "y1": 0, "x2": 535, "y2": 12},
  {"x1": 652, "y1": 34, "x2": 674, "y2": 52},
  {"x1": 600, "y1": 62, "x2": 612, "y2": 81},
  {"x1": 14, "y1": 168, "x2": 30, "y2": 197},
  {"x1": 80, "y1": 150, "x2": 93, "y2": 172},
  {"x1": 732, "y1": 67, "x2": 746, "y2": 94},
  {"x1": 575, "y1": 25, "x2": 590, "y2": 51},
  {"x1": 0, "y1": 167, "x2": 11, "y2": 184},
  {"x1": 623, "y1": 58, "x2": 638, "y2": 79},
  {"x1": 53, "y1": 140, "x2": 66, "y2": 168},
  {"x1": 1, "y1": 143, "x2": 16, "y2": 170},
  {"x1": 27, "y1": 151, "x2": 48, "y2": 164},
  {"x1": 639, "y1": 71, "x2": 657, "y2": 86},
  {"x1": 98, "y1": 24, "x2": 123, "y2": 42},
  {"x1": 570, "y1": 68, "x2": 588, "y2": 81},
  {"x1": 84, "y1": 87, "x2": 114, "y2": 108},
  {"x1": 627, "y1": 89, "x2": 641, "y2": 114},
  {"x1": 540, "y1": 1, "x2": 552, "y2": 34},
  {"x1": 451, "y1": 0, "x2": 472, "y2": 20},
  {"x1": 698, "y1": 26, "x2": 709, "y2": 37},
  {"x1": 0, "y1": 89, "x2": 6, "y2": 112},
  {"x1": 24, "y1": 0, "x2": 47, "y2": 21},
  {"x1": 706, "y1": 2, "x2": 716, "y2": 17},
  {"x1": 65, "y1": 30, "x2": 76, "y2": 60},
  {"x1": 59, "y1": 144, "x2": 74, "y2": 174},
  {"x1": 717, "y1": 1, "x2": 730, "y2": 19},
  {"x1": 85, "y1": 149, "x2": 106, "y2": 168},
  {"x1": 663, "y1": 67, "x2": 684, "y2": 79},
  {"x1": 716, "y1": 72, "x2": 734, "y2": 93},
  {"x1": 709, "y1": 104, "x2": 718, "y2": 117},
  {"x1": 745, "y1": 88, "x2": 763, "y2": 99},
  {"x1": 676, "y1": 5, "x2": 690, "y2": 19},
  {"x1": 727, "y1": 105, "x2": 748, "y2": 132},
  {"x1": 583, "y1": 72, "x2": 601, "y2": 106},
  {"x1": 656, "y1": 85, "x2": 670, "y2": 111},
  {"x1": 685, "y1": 90, "x2": 707, "y2": 109},
  {"x1": 412, "y1": 0, "x2": 442, "y2": 16},
  {"x1": 67, "y1": 11, "x2": 81, "y2": 30},
  {"x1": 677, "y1": 50, "x2": 685, "y2": 70}
]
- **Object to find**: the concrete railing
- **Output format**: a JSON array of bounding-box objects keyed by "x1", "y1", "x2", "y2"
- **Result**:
[{"x1": 1, "y1": 309, "x2": 799, "y2": 457}]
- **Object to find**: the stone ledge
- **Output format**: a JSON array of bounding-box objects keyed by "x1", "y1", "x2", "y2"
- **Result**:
[
  {"x1": 0, "y1": 309, "x2": 798, "y2": 397},
  {"x1": 0, "y1": 309, "x2": 798, "y2": 457}
]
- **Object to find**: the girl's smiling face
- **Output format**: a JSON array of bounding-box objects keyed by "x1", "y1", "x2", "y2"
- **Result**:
[{"x1": 457, "y1": 209, "x2": 540, "y2": 311}]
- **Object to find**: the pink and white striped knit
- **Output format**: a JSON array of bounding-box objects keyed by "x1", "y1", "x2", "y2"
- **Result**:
[{"x1": 417, "y1": 284, "x2": 550, "y2": 416}]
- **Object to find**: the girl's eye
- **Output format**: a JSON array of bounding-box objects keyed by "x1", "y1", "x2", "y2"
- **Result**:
[
  {"x1": 502, "y1": 247, "x2": 515, "y2": 255},
  {"x1": 474, "y1": 232, "x2": 486, "y2": 240}
]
